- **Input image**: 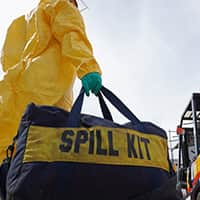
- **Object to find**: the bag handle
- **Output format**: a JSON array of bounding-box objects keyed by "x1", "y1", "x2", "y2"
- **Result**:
[
  {"x1": 67, "y1": 86, "x2": 140, "y2": 127},
  {"x1": 98, "y1": 92, "x2": 113, "y2": 121},
  {"x1": 100, "y1": 86, "x2": 140, "y2": 124},
  {"x1": 66, "y1": 87, "x2": 113, "y2": 127}
]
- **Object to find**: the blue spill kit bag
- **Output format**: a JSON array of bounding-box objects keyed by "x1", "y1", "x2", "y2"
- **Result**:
[{"x1": 2, "y1": 86, "x2": 175, "y2": 200}]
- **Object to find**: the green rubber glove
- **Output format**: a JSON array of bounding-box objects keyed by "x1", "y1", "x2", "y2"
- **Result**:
[{"x1": 81, "y1": 72, "x2": 102, "y2": 96}]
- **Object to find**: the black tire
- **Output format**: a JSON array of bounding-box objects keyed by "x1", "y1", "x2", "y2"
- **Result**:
[{"x1": 196, "y1": 192, "x2": 200, "y2": 200}]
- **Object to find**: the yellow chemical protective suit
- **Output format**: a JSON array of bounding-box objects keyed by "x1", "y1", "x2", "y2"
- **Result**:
[{"x1": 0, "y1": 0, "x2": 101, "y2": 162}]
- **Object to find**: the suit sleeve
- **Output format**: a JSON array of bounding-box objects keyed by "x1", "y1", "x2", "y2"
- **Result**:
[{"x1": 50, "y1": 1, "x2": 102, "y2": 78}]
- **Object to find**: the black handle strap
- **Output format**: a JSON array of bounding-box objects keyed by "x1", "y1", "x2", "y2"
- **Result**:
[
  {"x1": 97, "y1": 92, "x2": 113, "y2": 121},
  {"x1": 66, "y1": 87, "x2": 85, "y2": 127},
  {"x1": 66, "y1": 87, "x2": 113, "y2": 127},
  {"x1": 67, "y1": 86, "x2": 140, "y2": 127},
  {"x1": 100, "y1": 86, "x2": 140, "y2": 124}
]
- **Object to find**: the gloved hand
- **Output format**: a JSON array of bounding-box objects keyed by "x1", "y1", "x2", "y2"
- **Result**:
[{"x1": 81, "y1": 72, "x2": 102, "y2": 96}]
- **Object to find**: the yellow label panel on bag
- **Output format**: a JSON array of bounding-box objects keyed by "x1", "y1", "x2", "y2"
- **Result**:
[{"x1": 23, "y1": 126, "x2": 169, "y2": 171}]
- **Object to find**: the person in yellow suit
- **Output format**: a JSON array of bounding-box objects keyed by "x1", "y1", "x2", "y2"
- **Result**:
[{"x1": 0, "y1": 0, "x2": 102, "y2": 162}]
